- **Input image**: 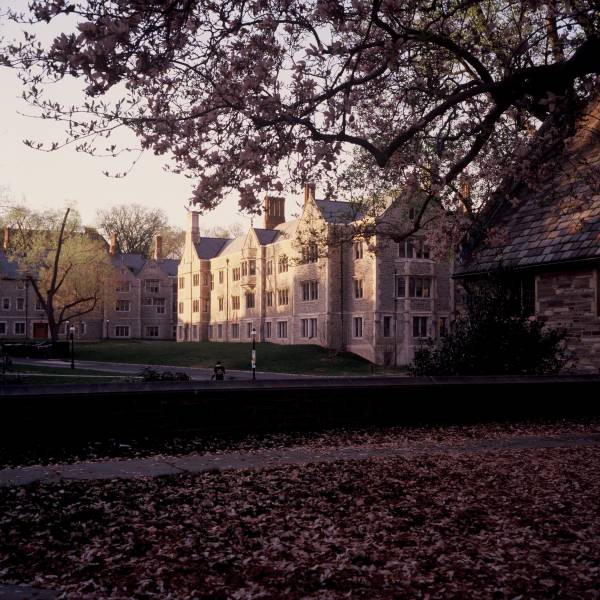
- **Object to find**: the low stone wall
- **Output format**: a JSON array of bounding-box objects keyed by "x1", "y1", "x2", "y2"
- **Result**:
[{"x1": 1, "y1": 376, "x2": 598, "y2": 447}]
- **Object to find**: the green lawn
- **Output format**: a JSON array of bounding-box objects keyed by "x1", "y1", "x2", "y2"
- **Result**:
[
  {"x1": 76, "y1": 341, "x2": 376, "y2": 374},
  {"x1": 1, "y1": 364, "x2": 133, "y2": 385}
]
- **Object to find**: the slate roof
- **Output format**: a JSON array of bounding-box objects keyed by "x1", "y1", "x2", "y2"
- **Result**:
[
  {"x1": 111, "y1": 253, "x2": 146, "y2": 275},
  {"x1": 194, "y1": 237, "x2": 229, "y2": 260},
  {"x1": 0, "y1": 250, "x2": 22, "y2": 279},
  {"x1": 160, "y1": 259, "x2": 179, "y2": 277},
  {"x1": 316, "y1": 199, "x2": 361, "y2": 223},
  {"x1": 456, "y1": 97, "x2": 600, "y2": 276},
  {"x1": 253, "y1": 228, "x2": 279, "y2": 245}
]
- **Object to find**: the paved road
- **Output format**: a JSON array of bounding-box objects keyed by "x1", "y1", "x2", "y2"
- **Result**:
[
  {"x1": 12, "y1": 358, "x2": 327, "y2": 381},
  {"x1": 2, "y1": 432, "x2": 598, "y2": 488}
]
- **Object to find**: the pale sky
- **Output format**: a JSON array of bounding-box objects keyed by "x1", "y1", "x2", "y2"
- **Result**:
[{"x1": 0, "y1": 5, "x2": 300, "y2": 232}]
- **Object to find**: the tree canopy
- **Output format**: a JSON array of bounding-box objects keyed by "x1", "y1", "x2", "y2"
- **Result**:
[
  {"x1": 96, "y1": 204, "x2": 183, "y2": 258},
  {"x1": 3, "y1": 1, "x2": 599, "y2": 231}
]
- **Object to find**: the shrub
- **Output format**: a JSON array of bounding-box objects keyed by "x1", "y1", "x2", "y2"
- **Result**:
[{"x1": 410, "y1": 281, "x2": 566, "y2": 376}]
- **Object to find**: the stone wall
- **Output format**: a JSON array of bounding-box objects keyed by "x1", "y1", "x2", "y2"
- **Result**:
[{"x1": 537, "y1": 266, "x2": 600, "y2": 373}]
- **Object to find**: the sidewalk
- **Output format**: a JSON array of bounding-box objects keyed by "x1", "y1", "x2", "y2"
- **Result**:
[{"x1": 2, "y1": 432, "x2": 598, "y2": 488}]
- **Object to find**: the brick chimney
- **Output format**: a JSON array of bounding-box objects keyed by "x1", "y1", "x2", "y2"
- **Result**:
[
  {"x1": 303, "y1": 183, "x2": 316, "y2": 206},
  {"x1": 188, "y1": 210, "x2": 200, "y2": 243},
  {"x1": 109, "y1": 233, "x2": 118, "y2": 255},
  {"x1": 154, "y1": 235, "x2": 163, "y2": 260},
  {"x1": 3, "y1": 227, "x2": 9, "y2": 252},
  {"x1": 263, "y1": 195, "x2": 285, "y2": 229}
]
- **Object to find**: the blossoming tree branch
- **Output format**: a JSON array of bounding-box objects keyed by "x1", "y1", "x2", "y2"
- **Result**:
[{"x1": 2, "y1": 0, "x2": 599, "y2": 236}]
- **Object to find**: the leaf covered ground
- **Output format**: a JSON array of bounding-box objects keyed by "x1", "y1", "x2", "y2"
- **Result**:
[{"x1": 1, "y1": 444, "x2": 599, "y2": 599}]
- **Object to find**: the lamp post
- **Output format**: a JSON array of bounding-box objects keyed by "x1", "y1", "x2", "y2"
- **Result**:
[
  {"x1": 251, "y1": 326, "x2": 256, "y2": 382},
  {"x1": 106, "y1": 319, "x2": 110, "y2": 341},
  {"x1": 69, "y1": 326, "x2": 75, "y2": 369}
]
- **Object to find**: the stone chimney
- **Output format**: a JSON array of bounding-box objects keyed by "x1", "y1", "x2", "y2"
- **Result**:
[
  {"x1": 109, "y1": 233, "x2": 118, "y2": 255},
  {"x1": 154, "y1": 235, "x2": 163, "y2": 260},
  {"x1": 263, "y1": 195, "x2": 286, "y2": 229},
  {"x1": 304, "y1": 183, "x2": 316, "y2": 206},
  {"x1": 3, "y1": 227, "x2": 9, "y2": 252}
]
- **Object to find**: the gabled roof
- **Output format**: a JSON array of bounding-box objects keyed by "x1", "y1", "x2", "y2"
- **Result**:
[
  {"x1": 456, "y1": 96, "x2": 600, "y2": 276},
  {"x1": 316, "y1": 199, "x2": 362, "y2": 224},
  {"x1": 111, "y1": 253, "x2": 146, "y2": 275},
  {"x1": 216, "y1": 235, "x2": 246, "y2": 256},
  {"x1": 0, "y1": 250, "x2": 22, "y2": 279},
  {"x1": 253, "y1": 228, "x2": 279, "y2": 245},
  {"x1": 159, "y1": 259, "x2": 179, "y2": 277},
  {"x1": 194, "y1": 237, "x2": 230, "y2": 260}
]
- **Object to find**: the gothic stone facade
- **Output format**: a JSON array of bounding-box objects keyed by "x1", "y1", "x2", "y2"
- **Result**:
[
  {"x1": 455, "y1": 96, "x2": 600, "y2": 372},
  {"x1": 178, "y1": 186, "x2": 452, "y2": 365}
]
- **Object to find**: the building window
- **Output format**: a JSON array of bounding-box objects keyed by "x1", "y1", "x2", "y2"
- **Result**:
[
  {"x1": 232, "y1": 267, "x2": 241, "y2": 281},
  {"x1": 266, "y1": 291, "x2": 274, "y2": 307},
  {"x1": 115, "y1": 325, "x2": 130, "y2": 338},
  {"x1": 383, "y1": 316, "x2": 392, "y2": 337},
  {"x1": 246, "y1": 293, "x2": 255, "y2": 309},
  {"x1": 191, "y1": 325, "x2": 198, "y2": 340},
  {"x1": 193, "y1": 299, "x2": 200, "y2": 313},
  {"x1": 115, "y1": 299, "x2": 131, "y2": 312},
  {"x1": 300, "y1": 318, "x2": 318, "y2": 338},
  {"x1": 413, "y1": 316, "x2": 428, "y2": 338},
  {"x1": 353, "y1": 317, "x2": 363, "y2": 338},
  {"x1": 14, "y1": 322, "x2": 25, "y2": 335},
  {"x1": 231, "y1": 323, "x2": 240, "y2": 338},
  {"x1": 0, "y1": 322, "x2": 6, "y2": 335},
  {"x1": 301, "y1": 243, "x2": 318, "y2": 263},
  {"x1": 16, "y1": 297, "x2": 25, "y2": 311},
  {"x1": 154, "y1": 298, "x2": 166, "y2": 314},
  {"x1": 246, "y1": 322, "x2": 253, "y2": 338},
  {"x1": 249, "y1": 260, "x2": 256, "y2": 275},
  {"x1": 277, "y1": 320, "x2": 288, "y2": 338},
  {"x1": 142, "y1": 297, "x2": 153, "y2": 306},
  {"x1": 178, "y1": 277, "x2": 185, "y2": 289},
  {"x1": 210, "y1": 273, "x2": 214, "y2": 290},
  {"x1": 218, "y1": 270, "x2": 224, "y2": 284},
  {"x1": 208, "y1": 324, "x2": 213, "y2": 338},
  {"x1": 218, "y1": 297, "x2": 224, "y2": 311},
  {"x1": 439, "y1": 317, "x2": 448, "y2": 337},
  {"x1": 79, "y1": 322, "x2": 87, "y2": 336},
  {"x1": 278, "y1": 255, "x2": 288, "y2": 273},
  {"x1": 178, "y1": 302, "x2": 184, "y2": 314},
  {"x1": 2, "y1": 298, "x2": 10, "y2": 311},
  {"x1": 116, "y1": 281, "x2": 130, "y2": 293},
  {"x1": 409, "y1": 277, "x2": 431, "y2": 298},
  {"x1": 354, "y1": 279, "x2": 364, "y2": 299},
  {"x1": 35, "y1": 299, "x2": 44, "y2": 311},
  {"x1": 399, "y1": 238, "x2": 429, "y2": 259},
  {"x1": 145, "y1": 279, "x2": 160, "y2": 293},
  {"x1": 396, "y1": 275, "x2": 406, "y2": 298},
  {"x1": 242, "y1": 262, "x2": 248, "y2": 276},
  {"x1": 203, "y1": 299, "x2": 209, "y2": 313},
  {"x1": 266, "y1": 260, "x2": 273, "y2": 275},
  {"x1": 16, "y1": 281, "x2": 24, "y2": 290},
  {"x1": 277, "y1": 288, "x2": 289, "y2": 306},
  {"x1": 231, "y1": 295, "x2": 240, "y2": 310},
  {"x1": 145, "y1": 326, "x2": 159, "y2": 337},
  {"x1": 202, "y1": 272, "x2": 209, "y2": 286},
  {"x1": 301, "y1": 280, "x2": 318, "y2": 301},
  {"x1": 265, "y1": 322, "x2": 272, "y2": 338},
  {"x1": 217, "y1": 324, "x2": 223, "y2": 339},
  {"x1": 353, "y1": 241, "x2": 363, "y2": 259}
]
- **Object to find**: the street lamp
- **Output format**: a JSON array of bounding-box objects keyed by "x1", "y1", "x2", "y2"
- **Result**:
[
  {"x1": 251, "y1": 327, "x2": 256, "y2": 382},
  {"x1": 106, "y1": 319, "x2": 110, "y2": 341},
  {"x1": 69, "y1": 326, "x2": 75, "y2": 369}
]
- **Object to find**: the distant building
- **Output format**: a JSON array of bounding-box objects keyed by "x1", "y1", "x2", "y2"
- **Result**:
[
  {"x1": 0, "y1": 231, "x2": 178, "y2": 341},
  {"x1": 455, "y1": 96, "x2": 600, "y2": 372},
  {"x1": 178, "y1": 185, "x2": 452, "y2": 365}
]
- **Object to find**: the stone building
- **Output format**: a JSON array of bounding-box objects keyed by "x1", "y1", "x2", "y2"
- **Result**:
[
  {"x1": 0, "y1": 232, "x2": 178, "y2": 342},
  {"x1": 454, "y1": 96, "x2": 600, "y2": 372},
  {"x1": 177, "y1": 185, "x2": 452, "y2": 365}
]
